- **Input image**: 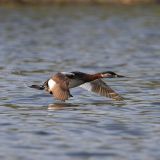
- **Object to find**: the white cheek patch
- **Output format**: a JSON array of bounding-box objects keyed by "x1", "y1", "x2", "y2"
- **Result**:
[{"x1": 48, "y1": 79, "x2": 56, "y2": 89}]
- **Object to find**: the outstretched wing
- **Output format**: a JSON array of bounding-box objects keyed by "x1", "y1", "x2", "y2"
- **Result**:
[
  {"x1": 52, "y1": 84, "x2": 72, "y2": 101},
  {"x1": 51, "y1": 73, "x2": 72, "y2": 101},
  {"x1": 80, "y1": 79, "x2": 124, "y2": 101}
]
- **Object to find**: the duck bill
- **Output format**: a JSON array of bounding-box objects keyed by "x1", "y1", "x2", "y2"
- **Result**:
[{"x1": 116, "y1": 74, "x2": 125, "y2": 78}]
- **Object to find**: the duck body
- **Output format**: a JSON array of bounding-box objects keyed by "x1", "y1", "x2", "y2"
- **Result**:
[
  {"x1": 30, "y1": 71, "x2": 125, "y2": 101},
  {"x1": 62, "y1": 72, "x2": 89, "y2": 88}
]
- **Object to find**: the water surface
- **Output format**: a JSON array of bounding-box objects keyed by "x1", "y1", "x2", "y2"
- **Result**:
[{"x1": 0, "y1": 5, "x2": 160, "y2": 160}]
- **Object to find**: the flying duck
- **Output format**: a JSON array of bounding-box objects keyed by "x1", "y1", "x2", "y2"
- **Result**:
[{"x1": 29, "y1": 71, "x2": 125, "y2": 101}]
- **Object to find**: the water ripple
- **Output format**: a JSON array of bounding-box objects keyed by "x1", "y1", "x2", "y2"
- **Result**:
[{"x1": 0, "y1": 4, "x2": 160, "y2": 160}]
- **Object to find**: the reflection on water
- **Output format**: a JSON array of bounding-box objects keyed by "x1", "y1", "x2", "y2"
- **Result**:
[
  {"x1": 48, "y1": 103, "x2": 79, "y2": 110},
  {"x1": 0, "y1": 4, "x2": 160, "y2": 160}
]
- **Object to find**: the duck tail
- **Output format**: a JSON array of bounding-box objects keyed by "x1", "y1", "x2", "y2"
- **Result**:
[{"x1": 29, "y1": 84, "x2": 45, "y2": 90}]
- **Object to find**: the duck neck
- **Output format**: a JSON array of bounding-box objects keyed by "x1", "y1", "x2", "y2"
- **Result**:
[{"x1": 88, "y1": 73, "x2": 102, "y2": 81}]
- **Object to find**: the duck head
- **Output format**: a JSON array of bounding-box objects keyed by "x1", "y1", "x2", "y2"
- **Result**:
[{"x1": 100, "y1": 71, "x2": 125, "y2": 78}]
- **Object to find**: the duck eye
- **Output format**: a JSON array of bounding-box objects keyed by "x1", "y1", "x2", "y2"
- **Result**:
[{"x1": 50, "y1": 91, "x2": 53, "y2": 95}]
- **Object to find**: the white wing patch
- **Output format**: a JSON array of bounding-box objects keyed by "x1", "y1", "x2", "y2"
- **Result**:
[
  {"x1": 48, "y1": 79, "x2": 56, "y2": 89},
  {"x1": 80, "y1": 83, "x2": 92, "y2": 91}
]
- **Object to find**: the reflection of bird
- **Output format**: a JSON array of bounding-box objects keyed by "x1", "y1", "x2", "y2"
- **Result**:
[
  {"x1": 48, "y1": 103, "x2": 79, "y2": 110},
  {"x1": 29, "y1": 71, "x2": 125, "y2": 101}
]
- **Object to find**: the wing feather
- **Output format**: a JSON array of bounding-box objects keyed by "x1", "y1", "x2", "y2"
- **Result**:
[
  {"x1": 80, "y1": 79, "x2": 124, "y2": 101},
  {"x1": 50, "y1": 73, "x2": 72, "y2": 101},
  {"x1": 52, "y1": 84, "x2": 71, "y2": 101}
]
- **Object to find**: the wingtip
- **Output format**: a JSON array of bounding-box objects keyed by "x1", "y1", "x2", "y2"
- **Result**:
[{"x1": 112, "y1": 96, "x2": 124, "y2": 101}]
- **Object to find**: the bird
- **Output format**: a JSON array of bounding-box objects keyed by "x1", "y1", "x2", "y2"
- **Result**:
[{"x1": 29, "y1": 71, "x2": 125, "y2": 101}]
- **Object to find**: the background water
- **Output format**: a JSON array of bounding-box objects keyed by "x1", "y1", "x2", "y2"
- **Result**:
[{"x1": 0, "y1": 4, "x2": 160, "y2": 160}]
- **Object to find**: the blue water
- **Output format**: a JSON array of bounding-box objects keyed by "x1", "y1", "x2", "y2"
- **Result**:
[{"x1": 0, "y1": 5, "x2": 160, "y2": 160}]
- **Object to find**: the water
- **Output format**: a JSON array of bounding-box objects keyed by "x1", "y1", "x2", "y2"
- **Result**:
[{"x1": 0, "y1": 4, "x2": 160, "y2": 160}]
